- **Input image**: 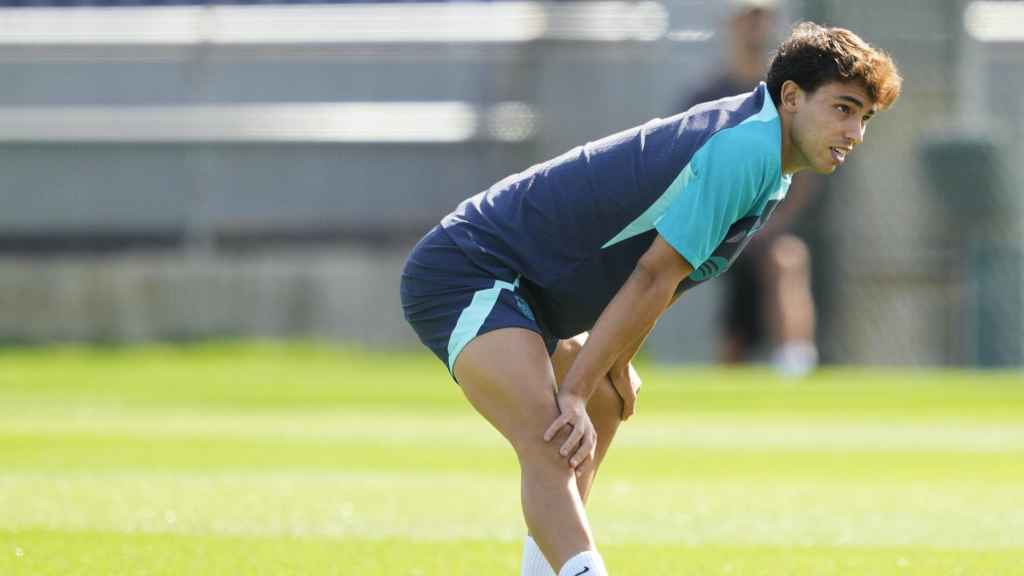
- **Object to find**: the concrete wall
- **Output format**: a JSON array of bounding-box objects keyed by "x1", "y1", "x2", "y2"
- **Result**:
[{"x1": 0, "y1": 248, "x2": 413, "y2": 346}]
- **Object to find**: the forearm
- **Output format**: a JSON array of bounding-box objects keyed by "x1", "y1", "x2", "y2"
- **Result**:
[
  {"x1": 611, "y1": 327, "x2": 649, "y2": 374},
  {"x1": 610, "y1": 286, "x2": 683, "y2": 372},
  {"x1": 560, "y1": 264, "x2": 677, "y2": 401}
]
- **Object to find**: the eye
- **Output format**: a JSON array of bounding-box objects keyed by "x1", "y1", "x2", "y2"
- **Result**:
[{"x1": 835, "y1": 104, "x2": 851, "y2": 115}]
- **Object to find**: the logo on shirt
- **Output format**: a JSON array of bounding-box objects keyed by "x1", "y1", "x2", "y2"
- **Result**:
[
  {"x1": 687, "y1": 213, "x2": 765, "y2": 284},
  {"x1": 689, "y1": 256, "x2": 730, "y2": 282}
]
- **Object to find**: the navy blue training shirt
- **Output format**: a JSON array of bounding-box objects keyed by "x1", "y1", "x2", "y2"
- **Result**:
[{"x1": 441, "y1": 82, "x2": 792, "y2": 339}]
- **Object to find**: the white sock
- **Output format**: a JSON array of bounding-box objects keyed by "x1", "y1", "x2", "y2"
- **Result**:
[
  {"x1": 772, "y1": 341, "x2": 818, "y2": 377},
  {"x1": 557, "y1": 549, "x2": 608, "y2": 576},
  {"x1": 521, "y1": 535, "x2": 557, "y2": 576}
]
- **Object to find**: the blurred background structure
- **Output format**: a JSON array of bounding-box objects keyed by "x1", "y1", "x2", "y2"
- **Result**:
[{"x1": 0, "y1": 0, "x2": 1020, "y2": 367}]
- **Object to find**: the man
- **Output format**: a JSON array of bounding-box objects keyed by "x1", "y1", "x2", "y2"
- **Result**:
[
  {"x1": 683, "y1": 0, "x2": 821, "y2": 375},
  {"x1": 401, "y1": 22, "x2": 901, "y2": 575}
]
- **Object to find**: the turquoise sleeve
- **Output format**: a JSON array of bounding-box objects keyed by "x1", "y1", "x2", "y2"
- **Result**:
[{"x1": 654, "y1": 127, "x2": 768, "y2": 270}]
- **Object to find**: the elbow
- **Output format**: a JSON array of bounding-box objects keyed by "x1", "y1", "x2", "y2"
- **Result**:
[
  {"x1": 633, "y1": 254, "x2": 661, "y2": 287},
  {"x1": 633, "y1": 235, "x2": 693, "y2": 300},
  {"x1": 633, "y1": 255, "x2": 680, "y2": 301}
]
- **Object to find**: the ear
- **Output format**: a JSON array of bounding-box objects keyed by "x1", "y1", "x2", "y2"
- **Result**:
[{"x1": 780, "y1": 80, "x2": 803, "y2": 113}]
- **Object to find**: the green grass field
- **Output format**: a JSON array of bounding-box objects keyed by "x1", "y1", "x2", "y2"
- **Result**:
[{"x1": 2, "y1": 343, "x2": 1024, "y2": 575}]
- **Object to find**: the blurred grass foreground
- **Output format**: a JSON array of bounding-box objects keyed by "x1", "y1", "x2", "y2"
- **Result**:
[{"x1": 2, "y1": 343, "x2": 1024, "y2": 575}]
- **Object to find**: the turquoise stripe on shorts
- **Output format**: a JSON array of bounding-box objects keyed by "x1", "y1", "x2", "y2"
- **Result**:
[{"x1": 446, "y1": 277, "x2": 519, "y2": 373}]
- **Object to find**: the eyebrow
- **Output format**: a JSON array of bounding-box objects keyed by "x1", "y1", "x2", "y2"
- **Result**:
[{"x1": 836, "y1": 94, "x2": 876, "y2": 118}]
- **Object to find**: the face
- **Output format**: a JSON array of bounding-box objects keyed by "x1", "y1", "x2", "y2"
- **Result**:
[{"x1": 784, "y1": 81, "x2": 877, "y2": 174}]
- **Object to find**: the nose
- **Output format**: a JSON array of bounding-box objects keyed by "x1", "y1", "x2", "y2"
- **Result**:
[{"x1": 846, "y1": 119, "x2": 865, "y2": 146}]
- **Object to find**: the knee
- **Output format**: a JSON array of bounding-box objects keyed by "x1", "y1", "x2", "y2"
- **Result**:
[
  {"x1": 552, "y1": 333, "x2": 588, "y2": 384},
  {"x1": 557, "y1": 334, "x2": 587, "y2": 365},
  {"x1": 554, "y1": 337, "x2": 622, "y2": 426},
  {"x1": 767, "y1": 235, "x2": 810, "y2": 275}
]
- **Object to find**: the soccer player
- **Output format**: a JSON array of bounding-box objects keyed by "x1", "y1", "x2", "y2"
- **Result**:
[{"x1": 401, "y1": 22, "x2": 900, "y2": 575}]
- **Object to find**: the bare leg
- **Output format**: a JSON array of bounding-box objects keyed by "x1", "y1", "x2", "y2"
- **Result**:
[
  {"x1": 763, "y1": 235, "x2": 818, "y2": 374},
  {"x1": 454, "y1": 328, "x2": 596, "y2": 570},
  {"x1": 550, "y1": 334, "x2": 623, "y2": 503},
  {"x1": 764, "y1": 235, "x2": 815, "y2": 345}
]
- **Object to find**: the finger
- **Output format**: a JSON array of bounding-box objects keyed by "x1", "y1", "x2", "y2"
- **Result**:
[
  {"x1": 560, "y1": 418, "x2": 585, "y2": 457},
  {"x1": 629, "y1": 366, "x2": 642, "y2": 390},
  {"x1": 609, "y1": 375, "x2": 635, "y2": 420},
  {"x1": 574, "y1": 451, "x2": 595, "y2": 478},
  {"x1": 544, "y1": 415, "x2": 570, "y2": 442},
  {"x1": 622, "y1": 396, "x2": 635, "y2": 421},
  {"x1": 610, "y1": 379, "x2": 634, "y2": 420},
  {"x1": 570, "y1": 430, "x2": 596, "y2": 468},
  {"x1": 626, "y1": 368, "x2": 642, "y2": 421}
]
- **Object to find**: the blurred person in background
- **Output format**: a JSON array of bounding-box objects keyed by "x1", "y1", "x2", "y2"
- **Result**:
[
  {"x1": 681, "y1": 0, "x2": 820, "y2": 376},
  {"x1": 402, "y1": 22, "x2": 900, "y2": 575}
]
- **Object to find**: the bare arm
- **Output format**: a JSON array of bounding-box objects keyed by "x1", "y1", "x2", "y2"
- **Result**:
[
  {"x1": 606, "y1": 326, "x2": 650, "y2": 421},
  {"x1": 610, "y1": 331, "x2": 645, "y2": 371},
  {"x1": 608, "y1": 285, "x2": 683, "y2": 374},
  {"x1": 544, "y1": 235, "x2": 693, "y2": 465}
]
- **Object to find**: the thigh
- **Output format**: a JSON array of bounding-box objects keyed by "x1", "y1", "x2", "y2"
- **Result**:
[{"x1": 453, "y1": 328, "x2": 562, "y2": 452}]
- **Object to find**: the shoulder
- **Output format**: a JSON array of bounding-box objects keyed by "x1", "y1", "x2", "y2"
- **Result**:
[
  {"x1": 692, "y1": 86, "x2": 781, "y2": 181},
  {"x1": 700, "y1": 120, "x2": 778, "y2": 170}
]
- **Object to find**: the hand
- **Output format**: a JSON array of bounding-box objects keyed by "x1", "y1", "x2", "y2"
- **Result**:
[
  {"x1": 609, "y1": 361, "x2": 642, "y2": 421},
  {"x1": 543, "y1": 392, "x2": 597, "y2": 471}
]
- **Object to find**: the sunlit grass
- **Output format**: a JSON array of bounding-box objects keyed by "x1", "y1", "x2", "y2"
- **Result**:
[{"x1": 1, "y1": 343, "x2": 1023, "y2": 574}]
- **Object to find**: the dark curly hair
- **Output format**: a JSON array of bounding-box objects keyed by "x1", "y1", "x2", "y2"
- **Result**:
[{"x1": 767, "y1": 22, "x2": 902, "y2": 110}]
